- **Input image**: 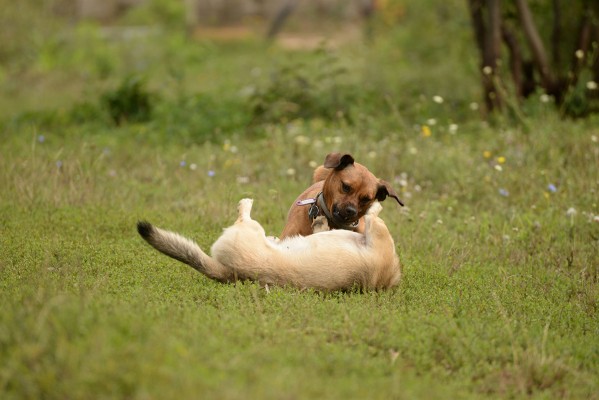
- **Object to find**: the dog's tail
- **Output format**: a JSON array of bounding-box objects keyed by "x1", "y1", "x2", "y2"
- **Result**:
[{"x1": 137, "y1": 221, "x2": 231, "y2": 282}]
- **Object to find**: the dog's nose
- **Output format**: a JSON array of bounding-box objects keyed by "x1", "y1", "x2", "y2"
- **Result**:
[{"x1": 342, "y1": 206, "x2": 357, "y2": 219}]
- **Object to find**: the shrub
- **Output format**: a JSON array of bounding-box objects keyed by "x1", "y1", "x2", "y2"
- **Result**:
[
  {"x1": 249, "y1": 47, "x2": 358, "y2": 123},
  {"x1": 102, "y1": 75, "x2": 153, "y2": 125}
]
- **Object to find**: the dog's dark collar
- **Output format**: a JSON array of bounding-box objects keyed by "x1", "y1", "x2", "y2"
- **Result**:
[{"x1": 297, "y1": 192, "x2": 359, "y2": 230}]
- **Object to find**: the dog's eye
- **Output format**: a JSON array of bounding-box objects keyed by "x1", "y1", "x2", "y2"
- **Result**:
[{"x1": 342, "y1": 183, "x2": 351, "y2": 193}]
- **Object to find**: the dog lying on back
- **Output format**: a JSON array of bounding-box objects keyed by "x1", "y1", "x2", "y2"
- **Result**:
[{"x1": 138, "y1": 199, "x2": 401, "y2": 291}]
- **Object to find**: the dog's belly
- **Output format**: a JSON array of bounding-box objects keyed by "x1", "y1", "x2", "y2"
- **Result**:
[{"x1": 273, "y1": 230, "x2": 366, "y2": 254}]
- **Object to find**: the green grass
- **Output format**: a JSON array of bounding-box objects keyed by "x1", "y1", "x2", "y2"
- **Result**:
[
  {"x1": 1, "y1": 1, "x2": 599, "y2": 398},
  {"x1": 2, "y1": 114, "x2": 598, "y2": 399}
]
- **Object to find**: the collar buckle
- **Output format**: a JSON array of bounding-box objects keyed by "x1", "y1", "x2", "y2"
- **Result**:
[{"x1": 308, "y1": 204, "x2": 320, "y2": 219}]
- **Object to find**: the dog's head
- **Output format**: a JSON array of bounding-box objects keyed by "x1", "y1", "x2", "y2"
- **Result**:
[{"x1": 319, "y1": 153, "x2": 403, "y2": 227}]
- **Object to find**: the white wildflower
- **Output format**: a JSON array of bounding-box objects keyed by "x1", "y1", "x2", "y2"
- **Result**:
[{"x1": 294, "y1": 135, "x2": 309, "y2": 145}]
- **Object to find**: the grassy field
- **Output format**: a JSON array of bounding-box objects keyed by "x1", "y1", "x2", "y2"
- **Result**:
[{"x1": 1, "y1": 1, "x2": 599, "y2": 399}]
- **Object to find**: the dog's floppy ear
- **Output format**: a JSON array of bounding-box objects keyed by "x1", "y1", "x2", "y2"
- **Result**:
[
  {"x1": 323, "y1": 153, "x2": 355, "y2": 170},
  {"x1": 376, "y1": 180, "x2": 404, "y2": 206}
]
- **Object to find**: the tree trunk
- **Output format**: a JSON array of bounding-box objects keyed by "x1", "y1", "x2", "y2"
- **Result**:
[
  {"x1": 467, "y1": 0, "x2": 502, "y2": 112},
  {"x1": 551, "y1": 0, "x2": 561, "y2": 68},
  {"x1": 484, "y1": 0, "x2": 502, "y2": 110},
  {"x1": 502, "y1": 23, "x2": 524, "y2": 98},
  {"x1": 515, "y1": 0, "x2": 556, "y2": 95}
]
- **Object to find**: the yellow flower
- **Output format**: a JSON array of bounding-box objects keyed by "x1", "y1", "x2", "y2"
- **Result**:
[
  {"x1": 497, "y1": 156, "x2": 506, "y2": 164},
  {"x1": 483, "y1": 150, "x2": 492, "y2": 159},
  {"x1": 421, "y1": 125, "x2": 432, "y2": 137}
]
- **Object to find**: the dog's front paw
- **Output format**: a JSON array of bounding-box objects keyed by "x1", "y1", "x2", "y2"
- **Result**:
[
  {"x1": 311, "y1": 216, "x2": 330, "y2": 233},
  {"x1": 236, "y1": 198, "x2": 254, "y2": 221},
  {"x1": 238, "y1": 198, "x2": 254, "y2": 212}
]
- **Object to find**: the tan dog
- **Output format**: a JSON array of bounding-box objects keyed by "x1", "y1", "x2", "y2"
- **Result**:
[
  {"x1": 138, "y1": 199, "x2": 401, "y2": 291},
  {"x1": 280, "y1": 153, "x2": 403, "y2": 238}
]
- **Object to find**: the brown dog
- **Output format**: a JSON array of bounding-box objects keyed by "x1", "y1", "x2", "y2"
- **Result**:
[{"x1": 280, "y1": 153, "x2": 403, "y2": 238}]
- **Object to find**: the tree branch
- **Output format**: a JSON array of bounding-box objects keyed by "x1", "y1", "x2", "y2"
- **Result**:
[
  {"x1": 266, "y1": 0, "x2": 299, "y2": 39},
  {"x1": 515, "y1": 0, "x2": 555, "y2": 91},
  {"x1": 502, "y1": 23, "x2": 524, "y2": 98}
]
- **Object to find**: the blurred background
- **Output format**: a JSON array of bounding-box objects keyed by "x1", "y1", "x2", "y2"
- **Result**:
[{"x1": 0, "y1": 0, "x2": 597, "y2": 137}]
